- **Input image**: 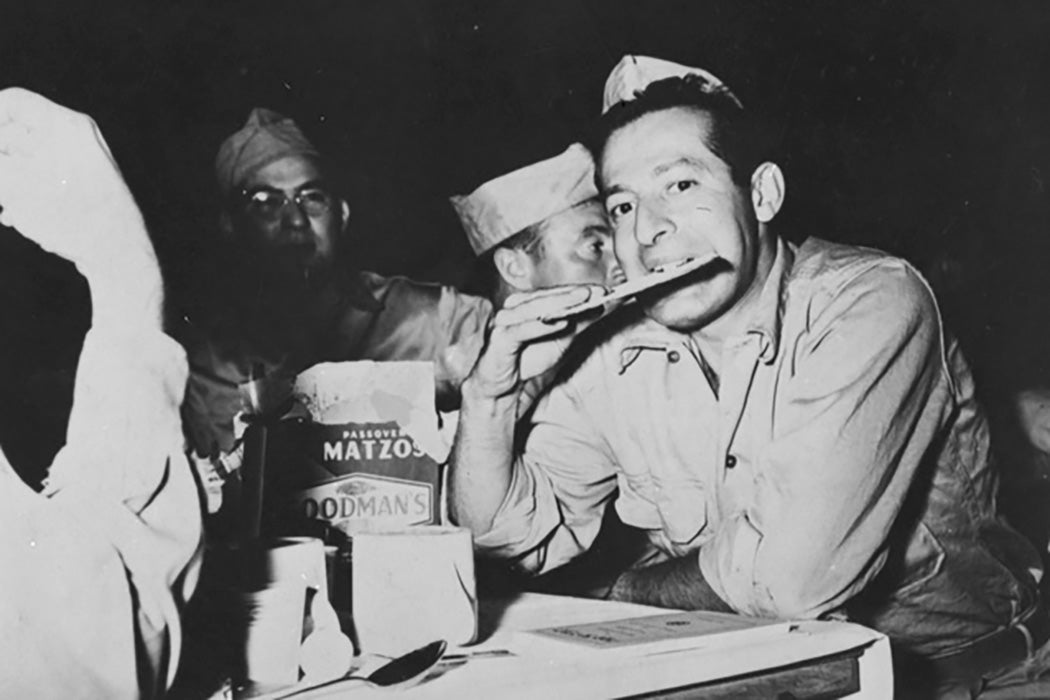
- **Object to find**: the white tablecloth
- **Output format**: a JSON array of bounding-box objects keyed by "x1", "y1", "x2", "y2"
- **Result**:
[{"x1": 301, "y1": 593, "x2": 893, "y2": 699}]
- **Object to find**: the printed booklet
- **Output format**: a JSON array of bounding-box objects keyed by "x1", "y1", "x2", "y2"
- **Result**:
[{"x1": 513, "y1": 609, "x2": 793, "y2": 659}]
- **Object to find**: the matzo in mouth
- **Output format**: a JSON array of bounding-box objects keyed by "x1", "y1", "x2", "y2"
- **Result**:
[{"x1": 541, "y1": 252, "x2": 719, "y2": 322}]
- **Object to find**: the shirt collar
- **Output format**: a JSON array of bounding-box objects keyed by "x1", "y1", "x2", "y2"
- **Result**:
[
  {"x1": 616, "y1": 236, "x2": 795, "y2": 370},
  {"x1": 748, "y1": 235, "x2": 793, "y2": 364},
  {"x1": 340, "y1": 268, "x2": 384, "y2": 313}
]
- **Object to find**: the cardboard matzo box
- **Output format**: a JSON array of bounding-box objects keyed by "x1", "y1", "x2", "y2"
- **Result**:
[{"x1": 261, "y1": 361, "x2": 450, "y2": 536}]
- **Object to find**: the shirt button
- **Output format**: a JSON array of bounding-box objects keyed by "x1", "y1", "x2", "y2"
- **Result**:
[
  {"x1": 667, "y1": 350, "x2": 681, "y2": 363},
  {"x1": 725, "y1": 454, "x2": 738, "y2": 469}
]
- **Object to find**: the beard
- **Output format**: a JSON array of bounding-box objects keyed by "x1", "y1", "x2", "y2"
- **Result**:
[{"x1": 223, "y1": 242, "x2": 342, "y2": 358}]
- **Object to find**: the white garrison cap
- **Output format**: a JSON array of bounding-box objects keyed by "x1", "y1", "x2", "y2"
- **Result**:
[
  {"x1": 601, "y1": 54, "x2": 743, "y2": 114},
  {"x1": 450, "y1": 144, "x2": 598, "y2": 255}
]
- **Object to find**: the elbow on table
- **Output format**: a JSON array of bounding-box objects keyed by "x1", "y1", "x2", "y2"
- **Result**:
[
  {"x1": 742, "y1": 546, "x2": 890, "y2": 620},
  {"x1": 745, "y1": 579, "x2": 846, "y2": 621}
]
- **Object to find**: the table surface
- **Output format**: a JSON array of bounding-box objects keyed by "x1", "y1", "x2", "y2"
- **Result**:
[{"x1": 274, "y1": 593, "x2": 893, "y2": 700}]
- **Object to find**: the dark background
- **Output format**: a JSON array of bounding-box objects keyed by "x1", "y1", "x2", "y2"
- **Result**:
[{"x1": 1, "y1": 0, "x2": 1049, "y2": 476}]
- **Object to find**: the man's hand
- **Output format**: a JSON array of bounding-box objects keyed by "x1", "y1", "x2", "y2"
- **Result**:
[
  {"x1": 450, "y1": 284, "x2": 605, "y2": 534},
  {"x1": 0, "y1": 88, "x2": 162, "y2": 325},
  {"x1": 466, "y1": 285, "x2": 607, "y2": 401}
]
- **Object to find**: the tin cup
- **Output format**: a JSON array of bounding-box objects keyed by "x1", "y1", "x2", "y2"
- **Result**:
[{"x1": 239, "y1": 581, "x2": 306, "y2": 687}]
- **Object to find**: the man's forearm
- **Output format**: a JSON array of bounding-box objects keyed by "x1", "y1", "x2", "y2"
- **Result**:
[
  {"x1": 447, "y1": 377, "x2": 520, "y2": 534},
  {"x1": 608, "y1": 554, "x2": 735, "y2": 612},
  {"x1": 448, "y1": 285, "x2": 601, "y2": 537}
]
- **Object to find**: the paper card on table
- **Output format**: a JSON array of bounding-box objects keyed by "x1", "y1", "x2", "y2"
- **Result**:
[{"x1": 513, "y1": 609, "x2": 792, "y2": 659}]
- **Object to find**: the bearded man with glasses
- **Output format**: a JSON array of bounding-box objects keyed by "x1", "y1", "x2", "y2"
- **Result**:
[{"x1": 179, "y1": 108, "x2": 491, "y2": 516}]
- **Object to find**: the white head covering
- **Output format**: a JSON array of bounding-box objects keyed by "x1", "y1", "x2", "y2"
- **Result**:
[
  {"x1": 601, "y1": 55, "x2": 743, "y2": 114},
  {"x1": 450, "y1": 144, "x2": 598, "y2": 255}
]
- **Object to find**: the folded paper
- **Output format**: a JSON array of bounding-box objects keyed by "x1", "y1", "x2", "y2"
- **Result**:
[{"x1": 352, "y1": 526, "x2": 477, "y2": 655}]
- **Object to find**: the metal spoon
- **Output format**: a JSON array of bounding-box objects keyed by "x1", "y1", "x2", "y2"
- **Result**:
[{"x1": 272, "y1": 640, "x2": 449, "y2": 698}]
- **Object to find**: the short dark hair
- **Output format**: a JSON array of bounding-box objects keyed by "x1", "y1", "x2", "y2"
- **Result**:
[
  {"x1": 463, "y1": 223, "x2": 546, "y2": 301},
  {"x1": 589, "y1": 74, "x2": 769, "y2": 188}
]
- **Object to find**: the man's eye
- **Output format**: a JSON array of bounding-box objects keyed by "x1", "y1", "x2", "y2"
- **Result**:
[
  {"x1": 672, "y1": 180, "x2": 697, "y2": 193},
  {"x1": 296, "y1": 188, "x2": 335, "y2": 216},
  {"x1": 246, "y1": 192, "x2": 284, "y2": 213},
  {"x1": 249, "y1": 192, "x2": 278, "y2": 205},
  {"x1": 578, "y1": 240, "x2": 603, "y2": 260},
  {"x1": 608, "y1": 201, "x2": 634, "y2": 220},
  {"x1": 299, "y1": 189, "x2": 331, "y2": 206}
]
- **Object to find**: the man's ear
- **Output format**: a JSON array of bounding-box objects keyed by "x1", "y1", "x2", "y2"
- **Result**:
[
  {"x1": 493, "y1": 247, "x2": 534, "y2": 292},
  {"x1": 340, "y1": 199, "x2": 351, "y2": 233},
  {"x1": 751, "y1": 162, "x2": 785, "y2": 223}
]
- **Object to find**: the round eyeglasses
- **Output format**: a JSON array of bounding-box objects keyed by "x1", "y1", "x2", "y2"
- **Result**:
[{"x1": 239, "y1": 186, "x2": 335, "y2": 221}]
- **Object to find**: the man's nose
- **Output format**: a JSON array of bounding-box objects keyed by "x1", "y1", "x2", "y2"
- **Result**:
[
  {"x1": 605, "y1": 256, "x2": 626, "y2": 286},
  {"x1": 634, "y1": 199, "x2": 674, "y2": 247},
  {"x1": 281, "y1": 198, "x2": 309, "y2": 229}
]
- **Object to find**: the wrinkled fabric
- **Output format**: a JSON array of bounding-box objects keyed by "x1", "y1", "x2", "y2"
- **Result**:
[
  {"x1": 214, "y1": 107, "x2": 320, "y2": 198},
  {"x1": 0, "y1": 326, "x2": 202, "y2": 699},
  {"x1": 450, "y1": 144, "x2": 598, "y2": 255},
  {"x1": 601, "y1": 54, "x2": 742, "y2": 113},
  {"x1": 478, "y1": 236, "x2": 1041, "y2": 656},
  {"x1": 182, "y1": 270, "x2": 491, "y2": 459}
]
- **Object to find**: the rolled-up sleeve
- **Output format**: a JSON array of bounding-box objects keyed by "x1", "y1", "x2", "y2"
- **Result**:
[
  {"x1": 357, "y1": 277, "x2": 488, "y2": 400},
  {"x1": 432, "y1": 286, "x2": 491, "y2": 406},
  {"x1": 474, "y1": 380, "x2": 618, "y2": 575},
  {"x1": 182, "y1": 356, "x2": 243, "y2": 456},
  {"x1": 0, "y1": 325, "x2": 202, "y2": 699},
  {"x1": 699, "y1": 263, "x2": 949, "y2": 618}
]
